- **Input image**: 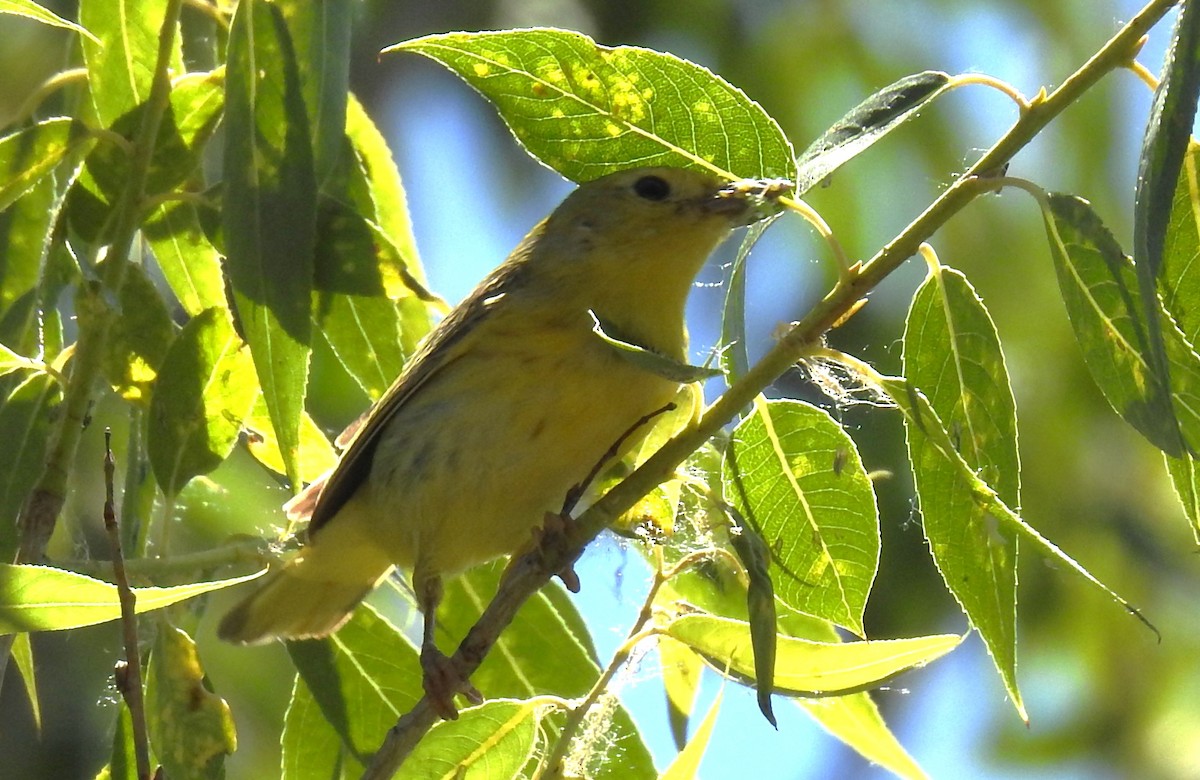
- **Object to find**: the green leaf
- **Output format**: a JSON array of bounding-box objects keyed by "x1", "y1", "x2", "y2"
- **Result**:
[
  {"x1": 102, "y1": 261, "x2": 176, "y2": 403},
  {"x1": 10, "y1": 631, "x2": 40, "y2": 731},
  {"x1": 80, "y1": 0, "x2": 182, "y2": 126},
  {"x1": 660, "y1": 690, "x2": 722, "y2": 780},
  {"x1": 388, "y1": 28, "x2": 796, "y2": 183},
  {"x1": 314, "y1": 292, "x2": 408, "y2": 401},
  {"x1": 879, "y1": 374, "x2": 1155, "y2": 677},
  {"x1": 243, "y1": 394, "x2": 337, "y2": 484},
  {"x1": 439, "y1": 563, "x2": 654, "y2": 779},
  {"x1": 590, "y1": 311, "x2": 720, "y2": 383},
  {"x1": 902, "y1": 261, "x2": 1021, "y2": 717},
  {"x1": 147, "y1": 307, "x2": 259, "y2": 497},
  {"x1": 794, "y1": 70, "x2": 951, "y2": 195},
  {"x1": 1042, "y1": 193, "x2": 1185, "y2": 454},
  {"x1": 665, "y1": 614, "x2": 961, "y2": 695},
  {"x1": 145, "y1": 626, "x2": 236, "y2": 780},
  {"x1": 659, "y1": 635, "x2": 703, "y2": 751},
  {"x1": 0, "y1": 341, "x2": 46, "y2": 378},
  {"x1": 0, "y1": 118, "x2": 92, "y2": 214},
  {"x1": 0, "y1": 0, "x2": 99, "y2": 42},
  {"x1": 720, "y1": 216, "x2": 777, "y2": 388},
  {"x1": 405, "y1": 700, "x2": 540, "y2": 779},
  {"x1": 723, "y1": 397, "x2": 880, "y2": 634},
  {"x1": 224, "y1": 0, "x2": 317, "y2": 493},
  {"x1": 798, "y1": 693, "x2": 928, "y2": 780},
  {"x1": 143, "y1": 201, "x2": 227, "y2": 317},
  {"x1": 0, "y1": 373, "x2": 61, "y2": 560},
  {"x1": 726, "y1": 513, "x2": 777, "y2": 726},
  {"x1": 0, "y1": 170, "x2": 55, "y2": 313},
  {"x1": 276, "y1": 0, "x2": 351, "y2": 189},
  {"x1": 0, "y1": 563, "x2": 264, "y2": 633},
  {"x1": 287, "y1": 603, "x2": 422, "y2": 763},
  {"x1": 1161, "y1": 141, "x2": 1200, "y2": 341},
  {"x1": 282, "y1": 675, "x2": 358, "y2": 779},
  {"x1": 1166, "y1": 452, "x2": 1200, "y2": 543},
  {"x1": 98, "y1": 705, "x2": 141, "y2": 780}
]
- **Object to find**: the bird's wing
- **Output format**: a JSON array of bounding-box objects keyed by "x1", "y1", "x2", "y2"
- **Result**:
[{"x1": 305, "y1": 254, "x2": 531, "y2": 536}]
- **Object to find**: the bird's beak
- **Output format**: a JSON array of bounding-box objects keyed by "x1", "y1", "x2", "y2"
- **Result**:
[{"x1": 707, "y1": 177, "x2": 793, "y2": 225}]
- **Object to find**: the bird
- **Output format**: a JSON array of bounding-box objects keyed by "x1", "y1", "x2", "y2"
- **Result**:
[{"x1": 218, "y1": 165, "x2": 786, "y2": 716}]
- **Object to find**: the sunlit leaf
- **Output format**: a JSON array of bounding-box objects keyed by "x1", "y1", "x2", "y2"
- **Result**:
[
  {"x1": 406, "y1": 700, "x2": 540, "y2": 779},
  {"x1": 224, "y1": 0, "x2": 317, "y2": 492},
  {"x1": 902, "y1": 260, "x2": 1021, "y2": 716},
  {"x1": 660, "y1": 690, "x2": 722, "y2": 780},
  {"x1": 0, "y1": 0, "x2": 99, "y2": 42},
  {"x1": 1165, "y1": 452, "x2": 1200, "y2": 543},
  {"x1": 0, "y1": 172, "x2": 54, "y2": 312},
  {"x1": 282, "y1": 675, "x2": 357, "y2": 779},
  {"x1": 723, "y1": 397, "x2": 880, "y2": 634},
  {"x1": 665, "y1": 614, "x2": 961, "y2": 695},
  {"x1": 388, "y1": 28, "x2": 795, "y2": 183},
  {"x1": 1042, "y1": 194, "x2": 1186, "y2": 454},
  {"x1": 659, "y1": 635, "x2": 703, "y2": 752},
  {"x1": 143, "y1": 200, "x2": 226, "y2": 317},
  {"x1": 799, "y1": 693, "x2": 927, "y2": 780},
  {"x1": 10, "y1": 631, "x2": 39, "y2": 731},
  {"x1": 145, "y1": 626, "x2": 236, "y2": 780},
  {"x1": 0, "y1": 118, "x2": 92, "y2": 214},
  {"x1": 97, "y1": 705, "x2": 141, "y2": 780},
  {"x1": 102, "y1": 261, "x2": 176, "y2": 402},
  {"x1": 0, "y1": 563, "x2": 264, "y2": 634},
  {"x1": 80, "y1": 0, "x2": 182, "y2": 126},
  {"x1": 794, "y1": 70, "x2": 951, "y2": 194},
  {"x1": 147, "y1": 307, "x2": 258, "y2": 496},
  {"x1": 243, "y1": 395, "x2": 337, "y2": 484}
]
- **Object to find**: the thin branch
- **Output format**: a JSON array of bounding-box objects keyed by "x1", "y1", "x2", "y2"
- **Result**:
[
  {"x1": 103, "y1": 430, "x2": 154, "y2": 780},
  {"x1": 360, "y1": 0, "x2": 1178, "y2": 775}
]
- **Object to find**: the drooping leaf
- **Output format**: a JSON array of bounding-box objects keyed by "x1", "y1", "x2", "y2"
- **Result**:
[
  {"x1": 10, "y1": 631, "x2": 39, "y2": 731},
  {"x1": 659, "y1": 635, "x2": 704, "y2": 752},
  {"x1": 0, "y1": 563, "x2": 264, "y2": 634},
  {"x1": 723, "y1": 397, "x2": 880, "y2": 635},
  {"x1": 147, "y1": 307, "x2": 258, "y2": 497},
  {"x1": 720, "y1": 216, "x2": 778, "y2": 388},
  {"x1": 665, "y1": 614, "x2": 961, "y2": 696},
  {"x1": 659, "y1": 690, "x2": 722, "y2": 780},
  {"x1": 224, "y1": 0, "x2": 317, "y2": 493},
  {"x1": 794, "y1": 70, "x2": 951, "y2": 194},
  {"x1": 1042, "y1": 194, "x2": 1186, "y2": 454},
  {"x1": 97, "y1": 705, "x2": 141, "y2": 780},
  {"x1": 387, "y1": 28, "x2": 796, "y2": 183},
  {"x1": 799, "y1": 692, "x2": 928, "y2": 780},
  {"x1": 145, "y1": 626, "x2": 237, "y2": 780},
  {"x1": 726, "y1": 512, "x2": 777, "y2": 726},
  {"x1": 902, "y1": 260, "x2": 1022, "y2": 716},
  {"x1": 1160, "y1": 141, "x2": 1200, "y2": 341}
]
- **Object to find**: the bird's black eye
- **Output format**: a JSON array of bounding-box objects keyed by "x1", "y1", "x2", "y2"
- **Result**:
[{"x1": 633, "y1": 175, "x2": 671, "y2": 201}]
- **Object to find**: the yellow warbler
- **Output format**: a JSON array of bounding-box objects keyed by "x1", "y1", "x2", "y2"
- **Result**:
[{"x1": 218, "y1": 166, "x2": 783, "y2": 712}]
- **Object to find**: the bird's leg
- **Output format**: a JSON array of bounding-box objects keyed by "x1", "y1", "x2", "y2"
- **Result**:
[
  {"x1": 530, "y1": 511, "x2": 582, "y2": 592},
  {"x1": 416, "y1": 574, "x2": 481, "y2": 720}
]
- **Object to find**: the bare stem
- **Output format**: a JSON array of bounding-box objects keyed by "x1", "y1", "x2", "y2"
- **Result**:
[
  {"x1": 360, "y1": 0, "x2": 1178, "y2": 775},
  {"x1": 103, "y1": 430, "x2": 154, "y2": 780}
]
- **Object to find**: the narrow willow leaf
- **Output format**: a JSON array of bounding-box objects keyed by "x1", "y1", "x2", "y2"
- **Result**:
[
  {"x1": 143, "y1": 201, "x2": 226, "y2": 316},
  {"x1": 287, "y1": 603, "x2": 422, "y2": 763},
  {"x1": 659, "y1": 635, "x2": 704, "y2": 751},
  {"x1": 1043, "y1": 194, "x2": 1185, "y2": 454},
  {"x1": 388, "y1": 28, "x2": 796, "y2": 183},
  {"x1": 99, "y1": 705, "x2": 140, "y2": 780},
  {"x1": 799, "y1": 694, "x2": 927, "y2": 780},
  {"x1": 243, "y1": 395, "x2": 337, "y2": 484},
  {"x1": 723, "y1": 397, "x2": 880, "y2": 634},
  {"x1": 315, "y1": 292, "x2": 407, "y2": 400},
  {"x1": 1166, "y1": 452, "x2": 1200, "y2": 543},
  {"x1": 665, "y1": 614, "x2": 961, "y2": 695},
  {"x1": 0, "y1": 374, "x2": 61, "y2": 560},
  {"x1": 102, "y1": 261, "x2": 176, "y2": 403},
  {"x1": 147, "y1": 307, "x2": 258, "y2": 497},
  {"x1": 1135, "y1": 0, "x2": 1200, "y2": 299},
  {"x1": 0, "y1": 342, "x2": 45, "y2": 377},
  {"x1": 902, "y1": 261, "x2": 1021, "y2": 715},
  {"x1": 0, "y1": 118, "x2": 92, "y2": 214},
  {"x1": 145, "y1": 626, "x2": 236, "y2": 780},
  {"x1": 660, "y1": 690, "x2": 722, "y2": 780},
  {"x1": 0, "y1": 0, "x2": 99, "y2": 42},
  {"x1": 277, "y1": 0, "x2": 351, "y2": 189},
  {"x1": 224, "y1": 0, "x2": 317, "y2": 492},
  {"x1": 282, "y1": 675, "x2": 357, "y2": 779},
  {"x1": 405, "y1": 700, "x2": 540, "y2": 779},
  {"x1": 10, "y1": 631, "x2": 39, "y2": 731},
  {"x1": 794, "y1": 71, "x2": 951, "y2": 194},
  {"x1": 0, "y1": 564, "x2": 263, "y2": 633},
  {"x1": 591, "y1": 311, "x2": 720, "y2": 383},
  {"x1": 880, "y1": 375, "x2": 1156, "y2": 652},
  {"x1": 726, "y1": 514, "x2": 777, "y2": 726},
  {"x1": 720, "y1": 216, "x2": 777, "y2": 388},
  {"x1": 79, "y1": 0, "x2": 182, "y2": 126},
  {"x1": 0, "y1": 169, "x2": 55, "y2": 312},
  {"x1": 1161, "y1": 142, "x2": 1200, "y2": 340}
]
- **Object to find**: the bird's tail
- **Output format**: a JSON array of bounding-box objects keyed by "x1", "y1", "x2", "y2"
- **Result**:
[{"x1": 218, "y1": 518, "x2": 394, "y2": 644}]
